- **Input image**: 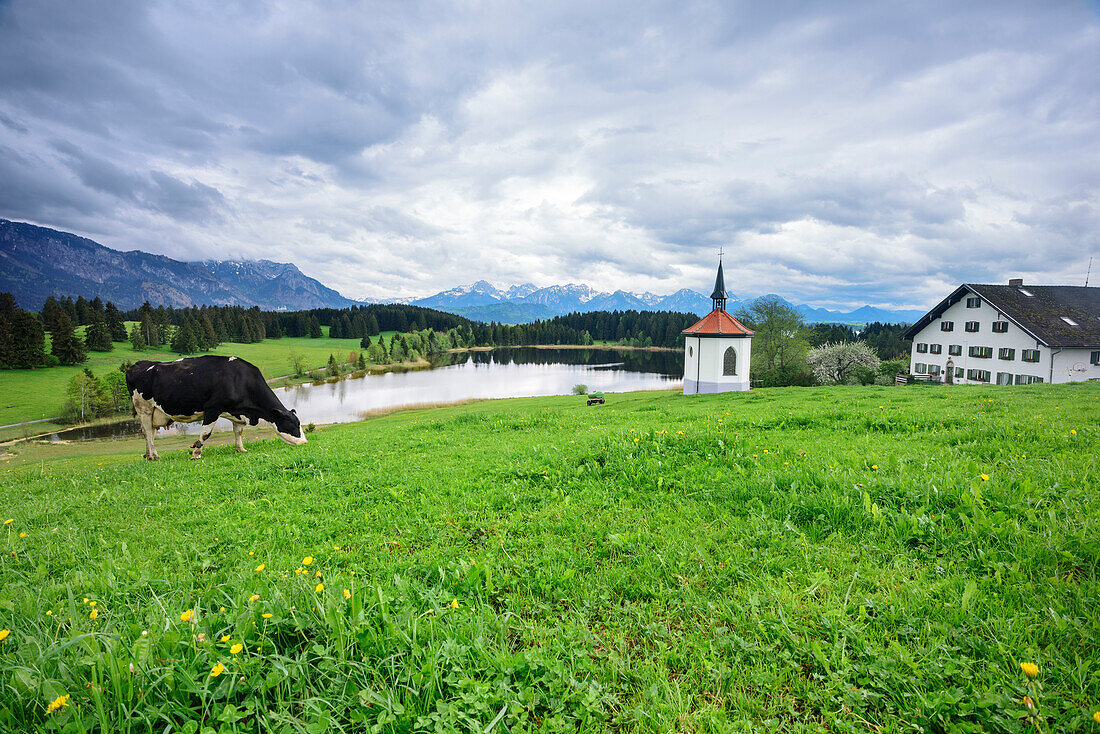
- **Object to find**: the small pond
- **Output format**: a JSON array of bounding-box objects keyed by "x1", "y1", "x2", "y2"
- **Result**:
[{"x1": 44, "y1": 347, "x2": 684, "y2": 441}]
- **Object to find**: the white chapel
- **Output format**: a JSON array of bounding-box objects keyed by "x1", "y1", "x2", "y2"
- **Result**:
[{"x1": 682, "y1": 259, "x2": 754, "y2": 394}]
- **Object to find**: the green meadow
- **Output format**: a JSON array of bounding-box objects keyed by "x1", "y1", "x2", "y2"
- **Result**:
[
  {"x1": 0, "y1": 328, "x2": 397, "y2": 440},
  {"x1": 1, "y1": 384, "x2": 1098, "y2": 732}
]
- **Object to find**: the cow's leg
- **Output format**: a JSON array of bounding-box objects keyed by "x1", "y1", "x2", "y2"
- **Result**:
[
  {"x1": 232, "y1": 421, "x2": 247, "y2": 453},
  {"x1": 138, "y1": 409, "x2": 159, "y2": 460},
  {"x1": 189, "y1": 411, "x2": 220, "y2": 460}
]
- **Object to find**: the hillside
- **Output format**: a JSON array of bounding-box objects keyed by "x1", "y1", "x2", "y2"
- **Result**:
[
  {"x1": 0, "y1": 219, "x2": 356, "y2": 311},
  {"x1": 1, "y1": 384, "x2": 1097, "y2": 730}
]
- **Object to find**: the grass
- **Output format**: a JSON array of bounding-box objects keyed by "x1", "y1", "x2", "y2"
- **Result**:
[
  {"x1": 0, "y1": 383, "x2": 1098, "y2": 731},
  {"x1": 0, "y1": 327, "x2": 399, "y2": 437}
]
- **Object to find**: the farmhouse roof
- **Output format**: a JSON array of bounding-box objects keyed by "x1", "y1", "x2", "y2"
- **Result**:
[
  {"x1": 682, "y1": 309, "x2": 754, "y2": 337},
  {"x1": 903, "y1": 283, "x2": 1100, "y2": 347}
]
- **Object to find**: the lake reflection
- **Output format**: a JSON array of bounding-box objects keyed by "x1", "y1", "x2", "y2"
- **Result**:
[{"x1": 280, "y1": 347, "x2": 683, "y2": 424}]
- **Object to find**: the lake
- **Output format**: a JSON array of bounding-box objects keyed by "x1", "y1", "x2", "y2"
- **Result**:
[{"x1": 45, "y1": 348, "x2": 684, "y2": 441}]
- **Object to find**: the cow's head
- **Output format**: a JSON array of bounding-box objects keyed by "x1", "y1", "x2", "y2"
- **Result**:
[{"x1": 272, "y1": 408, "x2": 307, "y2": 446}]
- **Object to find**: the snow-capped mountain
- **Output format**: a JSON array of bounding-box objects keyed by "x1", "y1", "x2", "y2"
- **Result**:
[{"x1": 396, "y1": 280, "x2": 920, "y2": 326}]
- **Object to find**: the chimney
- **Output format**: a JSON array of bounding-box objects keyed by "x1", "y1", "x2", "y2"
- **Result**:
[{"x1": 1008, "y1": 278, "x2": 1023, "y2": 287}]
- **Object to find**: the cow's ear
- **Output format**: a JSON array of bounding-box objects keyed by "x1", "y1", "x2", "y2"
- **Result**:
[{"x1": 290, "y1": 409, "x2": 297, "y2": 415}]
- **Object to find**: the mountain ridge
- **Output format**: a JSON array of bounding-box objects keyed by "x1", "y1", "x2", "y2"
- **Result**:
[
  {"x1": 0, "y1": 219, "x2": 357, "y2": 311},
  {"x1": 402, "y1": 280, "x2": 923, "y2": 325}
]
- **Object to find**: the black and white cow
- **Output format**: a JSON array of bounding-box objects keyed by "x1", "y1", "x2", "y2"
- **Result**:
[{"x1": 125, "y1": 355, "x2": 306, "y2": 460}]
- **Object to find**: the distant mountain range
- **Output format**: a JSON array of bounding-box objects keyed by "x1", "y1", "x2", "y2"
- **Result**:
[
  {"x1": 400, "y1": 280, "x2": 923, "y2": 325},
  {"x1": 0, "y1": 219, "x2": 923, "y2": 324},
  {"x1": 0, "y1": 219, "x2": 356, "y2": 311}
]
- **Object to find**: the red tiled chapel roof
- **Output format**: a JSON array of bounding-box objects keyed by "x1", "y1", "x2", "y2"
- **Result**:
[{"x1": 682, "y1": 309, "x2": 754, "y2": 336}]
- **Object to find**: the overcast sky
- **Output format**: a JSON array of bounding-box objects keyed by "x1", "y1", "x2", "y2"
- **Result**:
[{"x1": 1, "y1": 1, "x2": 1098, "y2": 309}]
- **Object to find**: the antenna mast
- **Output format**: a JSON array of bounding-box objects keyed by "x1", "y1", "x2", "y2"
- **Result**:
[{"x1": 1087, "y1": 257, "x2": 1093, "y2": 287}]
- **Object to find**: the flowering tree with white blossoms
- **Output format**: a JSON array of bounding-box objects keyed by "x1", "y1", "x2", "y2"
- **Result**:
[{"x1": 807, "y1": 341, "x2": 881, "y2": 385}]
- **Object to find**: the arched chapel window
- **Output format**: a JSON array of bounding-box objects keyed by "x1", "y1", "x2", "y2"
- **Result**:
[{"x1": 723, "y1": 347, "x2": 737, "y2": 376}]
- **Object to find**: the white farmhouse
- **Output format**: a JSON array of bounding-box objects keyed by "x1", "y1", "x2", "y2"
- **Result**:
[
  {"x1": 682, "y1": 260, "x2": 754, "y2": 394},
  {"x1": 902, "y1": 279, "x2": 1100, "y2": 385}
]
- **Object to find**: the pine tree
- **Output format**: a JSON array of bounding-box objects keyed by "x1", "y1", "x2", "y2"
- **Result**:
[
  {"x1": 4, "y1": 311, "x2": 47, "y2": 367},
  {"x1": 198, "y1": 313, "x2": 218, "y2": 350},
  {"x1": 51, "y1": 312, "x2": 87, "y2": 365},
  {"x1": 85, "y1": 317, "x2": 114, "y2": 352},
  {"x1": 129, "y1": 322, "x2": 147, "y2": 351},
  {"x1": 309, "y1": 315, "x2": 322, "y2": 338},
  {"x1": 327, "y1": 353, "x2": 341, "y2": 377},
  {"x1": 104, "y1": 302, "x2": 128, "y2": 341},
  {"x1": 360, "y1": 334, "x2": 372, "y2": 349},
  {"x1": 171, "y1": 321, "x2": 198, "y2": 354}
]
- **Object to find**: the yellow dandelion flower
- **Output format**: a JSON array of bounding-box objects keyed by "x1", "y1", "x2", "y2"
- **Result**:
[
  {"x1": 210, "y1": 662, "x2": 225, "y2": 677},
  {"x1": 450, "y1": 599, "x2": 459, "y2": 609},
  {"x1": 872, "y1": 465, "x2": 878, "y2": 470},
  {"x1": 46, "y1": 694, "x2": 69, "y2": 714},
  {"x1": 19, "y1": 532, "x2": 25, "y2": 537},
  {"x1": 180, "y1": 610, "x2": 193, "y2": 622},
  {"x1": 3, "y1": 519, "x2": 12, "y2": 525},
  {"x1": 248, "y1": 594, "x2": 260, "y2": 602},
  {"x1": 334, "y1": 546, "x2": 341, "y2": 550},
  {"x1": 315, "y1": 583, "x2": 324, "y2": 593},
  {"x1": 248, "y1": 551, "x2": 254, "y2": 555},
  {"x1": 262, "y1": 613, "x2": 273, "y2": 619},
  {"x1": 343, "y1": 588, "x2": 351, "y2": 599},
  {"x1": 220, "y1": 634, "x2": 231, "y2": 642},
  {"x1": 315, "y1": 571, "x2": 322, "y2": 578},
  {"x1": 1020, "y1": 662, "x2": 1038, "y2": 678},
  {"x1": 89, "y1": 601, "x2": 96, "y2": 607},
  {"x1": 0, "y1": 629, "x2": 9, "y2": 641},
  {"x1": 89, "y1": 609, "x2": 98, "y2": 620},
  {"x1": 1093, "y1": 712, "x2": 1100, "y2": 724},
  {"x1": 302, "y1": 556, "x2": 313, "y2": 565},
  {"x1": 1070, "y1": 429, "x2": 1077, "y2": 435},
  {"x1": 255, "y1": 564, "x2": 265, "y2": 572},
  {"x1": 230, "y1": 643, "x2": 243, "y2": 655},
  {"x1": 980, "y1": 473, "x2": 990, "y2": 481}
]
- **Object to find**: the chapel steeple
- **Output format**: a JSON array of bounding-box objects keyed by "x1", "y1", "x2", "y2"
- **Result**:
[{"x1": 710, "y1": 258, "x2": 728, "y2": 312}]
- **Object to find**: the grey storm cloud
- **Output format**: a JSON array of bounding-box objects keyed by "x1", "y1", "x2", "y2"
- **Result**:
[{"x1": 0, "y1": 0, "x2": 1098, "y2": 309}]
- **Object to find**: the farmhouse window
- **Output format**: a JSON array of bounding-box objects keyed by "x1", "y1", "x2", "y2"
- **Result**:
[
  {"x1": 1015, "y1": 374, "x2": 1043, "y2": 384},
  {"x1": 998, "y1": 348, "x2": 1015, "y2": 360},
  {"x1": 955, "y1": 368, "x2": 964, "y2": 378},
  {"x1": 929, "y1": 365, "x2": 941, "y2": 376},
  {"x1": 965, "y1": 321, "x2": 980, "y2": 332},
  {"x1": 992, "y1": 321, "x2": 1009, "y2": 333},
  {"x1": 1092, "y1": 350, "x2": 1100, "y2": 365},
  {"x1": 722, "y1": 347, "x2": 737, "y2": 376},
  {"x1": 996, "y1": 372, "x2": 1013, "y2": 385},
  {"x1": 916, "y1": 343, "x2": 928, "y2": 353},
  {"x1": 968, "y1": 346, "x2": 992, "y2": 359},
  {"x1": 966, "y1": 297, "x2": 981, "y2": 308},
  {"x1": 930, "y1": 344, "x2": 942, "y2": 354},
  {"x1": 940, "y1": 321, "x2": 954, "y2": 332},
  {"x1": 914, "y1": 363, "x2": 927, "y2": 374},
  {"x1": 1022, "y1": 349, "x2": 1040, "y2": 363},
  {"x1": 948, "y1": 344, "x2": 962, "y2": 356},
  {"x1": 966, "y1": 369, "x2": 991, "y2": 383}
]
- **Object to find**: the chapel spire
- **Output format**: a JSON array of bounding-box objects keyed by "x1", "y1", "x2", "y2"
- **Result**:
[{"x1": 710, "y1": 255, "x2": 728, "y2": 311}]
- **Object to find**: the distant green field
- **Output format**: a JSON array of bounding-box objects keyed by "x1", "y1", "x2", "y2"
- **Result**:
[
  {"x1": 0, "y1": 327, "x2": 398, "y2": 435},
  {"x1": 1, "y1": 383, "x2": 1097, "y2": 731}
]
